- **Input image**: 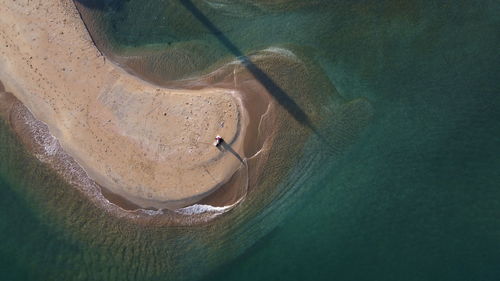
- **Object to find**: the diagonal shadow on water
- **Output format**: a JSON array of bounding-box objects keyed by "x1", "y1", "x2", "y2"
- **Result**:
[{"x1": 178, "y1": 0, "x2": 316, "y2": 131}]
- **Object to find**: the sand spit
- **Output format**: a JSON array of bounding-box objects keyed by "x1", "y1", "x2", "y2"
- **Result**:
[
  {"x1": 0, "y1": 0, "x2": 253, "y2": 210},
  {"x1": 0, "y1": 91, "x2": 251, "y2": 225}
]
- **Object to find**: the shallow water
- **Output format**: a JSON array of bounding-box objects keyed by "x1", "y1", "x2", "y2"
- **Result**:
[{"x1": 1, "y1": 0, "x2": 500, "y2": 280}]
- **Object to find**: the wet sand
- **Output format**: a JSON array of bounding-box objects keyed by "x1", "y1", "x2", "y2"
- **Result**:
[{"x1": 0, "y1": 0, "x2": 270, "y2": 210}]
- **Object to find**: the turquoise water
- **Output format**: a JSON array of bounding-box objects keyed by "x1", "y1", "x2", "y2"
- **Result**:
[{"x1": 1, "y1": 0, "x2": 500, "y2": 280}]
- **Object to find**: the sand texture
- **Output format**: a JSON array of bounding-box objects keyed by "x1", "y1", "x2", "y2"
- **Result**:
[{"x1": 0, "y1": 0, "x2": 246, "y2": 209}]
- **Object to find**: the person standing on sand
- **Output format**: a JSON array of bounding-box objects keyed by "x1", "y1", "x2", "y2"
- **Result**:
[{"x1": 214, "y1": 135, "x2": 223, "y2": 147}]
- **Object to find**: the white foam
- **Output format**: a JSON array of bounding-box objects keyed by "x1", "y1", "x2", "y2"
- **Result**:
[
  {"x1": 42, "y1": 134, "x2": 59, "y2": 156},
  {"x1": 262, "y1": 47, "x2": 298, "y2": 60},
  {"x1": 140, "y1": 209, "x2": 164, "y2": 216},
  {"x1": 175, "y1": 201, "x2": 238, "y2": 215},
  {"x1": 203, "y1": 1, "x2": 228, "y2": 10}
]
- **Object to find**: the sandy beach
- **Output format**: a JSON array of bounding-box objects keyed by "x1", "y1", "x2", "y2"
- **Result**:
[{"x1": 0, "y1": 0, "x2": 255, "y2": 209}]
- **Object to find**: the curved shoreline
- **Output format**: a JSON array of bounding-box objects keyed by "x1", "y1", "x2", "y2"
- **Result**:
[
  {"x1": 3, "y1": 90, "x2": 270, "y2": 225},
  {"x1": 0, "y1": 0, "x2": 276, "y2": 216}
]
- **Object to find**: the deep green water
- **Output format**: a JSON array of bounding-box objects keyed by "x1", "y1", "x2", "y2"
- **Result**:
[{"x1": 1, "y1": 0, "x2": 500, "y2": 280}]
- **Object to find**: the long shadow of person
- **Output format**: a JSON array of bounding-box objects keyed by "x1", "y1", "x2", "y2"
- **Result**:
[{"x1": 216, "y1": 139, "x2": 244, "y2": 164}]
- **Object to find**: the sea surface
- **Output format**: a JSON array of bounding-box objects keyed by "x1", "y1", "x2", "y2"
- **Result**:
[{"x1": 1, "y1": 0, "x2": 499, "y2": 280}]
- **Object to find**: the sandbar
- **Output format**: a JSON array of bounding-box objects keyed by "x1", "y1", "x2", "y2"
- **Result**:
[{"x1": 0, "y1": 0, "x2": 248, "y2": 209}]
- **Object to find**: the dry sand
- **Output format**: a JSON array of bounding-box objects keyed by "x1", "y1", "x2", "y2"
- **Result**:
[{"x1": 0, "y1": 0, "x2": 248, "y2": 209}]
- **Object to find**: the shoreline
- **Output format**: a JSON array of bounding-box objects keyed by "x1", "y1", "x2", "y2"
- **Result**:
[
  {"x1": 2, "y1": 90, "x2": 266, "y2": 225},
  {"x1": 0, "y1": 0, "x2": 277, "y2": 218}
]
